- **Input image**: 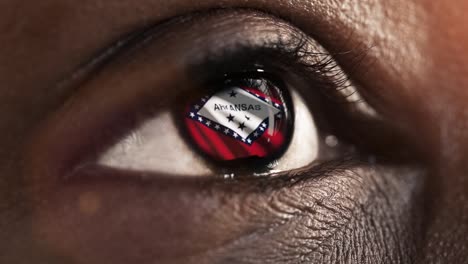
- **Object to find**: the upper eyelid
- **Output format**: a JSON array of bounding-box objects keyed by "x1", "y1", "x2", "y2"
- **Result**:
[
  {"x1": 59, "y1": 9, "x2": 314, "y2": 83},
  {"x1": 55, "y1": 8, "x2": 355, "y2": 104},
  {"x1": 58, "y1": 10, "x2": 318, "y2": 102},
  {"x1": 48, "y1": 7, "x2": 377, "y2": 128},
  {"x1": 147, "y1": 10, "x2": 377, "y2": 119}
]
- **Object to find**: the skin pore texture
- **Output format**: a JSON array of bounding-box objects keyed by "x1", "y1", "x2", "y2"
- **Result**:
[{"x1": 0, "y1": 0, "x2": 467, "y2": 264}]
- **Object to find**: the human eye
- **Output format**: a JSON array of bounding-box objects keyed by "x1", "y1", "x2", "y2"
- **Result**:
[
  {"x1": 30, "y1": 10, "x2": 407, "y2": 181},
  {"x1": 98, "y1": 72, "x2": 320, "y2": 177}
]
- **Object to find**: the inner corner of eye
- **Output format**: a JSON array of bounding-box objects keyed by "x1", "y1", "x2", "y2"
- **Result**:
[
  {"x1": 96, "y1": 110, "x2": 213, "y2": 177},
  {"x1": 97, "y1": 74, "x2": 321, "y2": 178}
]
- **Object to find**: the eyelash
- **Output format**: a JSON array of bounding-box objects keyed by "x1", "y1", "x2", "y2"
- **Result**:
[{"x1": 185, "y1": 42, "x2": 367, "y2": 120}]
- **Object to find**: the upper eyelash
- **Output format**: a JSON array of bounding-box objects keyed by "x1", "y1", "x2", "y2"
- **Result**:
[
  {"x1": 186, "y1": 27, "x2": 378, "y2": 120},
  {"x1": 284, "y1": 37, "x2": 379, "y2": 118},
  {"x1": 282, "y1": 34, "x2": 374, "y2": 100}
]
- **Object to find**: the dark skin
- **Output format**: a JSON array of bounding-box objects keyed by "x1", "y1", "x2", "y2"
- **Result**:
[{"x1": 1, "y1": 0, "x2": 468, "y2": 263}]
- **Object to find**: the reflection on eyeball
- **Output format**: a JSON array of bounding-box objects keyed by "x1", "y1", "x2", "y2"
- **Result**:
[{"x1": 183, "y1": 79, "x2": 293, "y2": 163}]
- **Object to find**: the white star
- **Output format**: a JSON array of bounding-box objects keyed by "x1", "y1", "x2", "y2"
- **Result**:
[
  {"x1": 189, "y1": 112, "x2": 195, "y2": 118},
  {"x1": 241, "y1": 138, "x2": 245, "y2": 142},
  {"x1": 262, "y1": 123, "x2": 267, "y2": 127},
  {"x1": 224, "y1": 129, "x2": 229, "y2": 134},
  {"x1": 215, "y1": 125, "x2": 220, "y2": 130},
  {"x1": 274, "y1": 103, "x2": 279, "y2": 107},
  {"x1": 201, "y1": 98, "x2": 206, "y2": 102},
  {"x1": 247, "y1": 139, "x2": 252, "y2": 144},
  {"x1": 260, "y1": 127, "x2": 265, "y2": 131},
  {"x1": 194, "y1": 105, "x2": 200, "y2": 109},
  {"x1": 233, "y1": 133, "x2": 238, "y2": 138},
  {"x1": 255, "y1": 94, "x2": 260, "y2": 97},
  {"x1": 198, "y1": 117, "x2": 203, "y2": 122},
  {"x1": 206, "y1": 121, "x2": 211, "y2": 126},
  {"x1": 254, "y1": 132, "x2": 259, "y2": 137},
  {"x1": 265, "y1": 98, "x2": 269, "y2": 102}
]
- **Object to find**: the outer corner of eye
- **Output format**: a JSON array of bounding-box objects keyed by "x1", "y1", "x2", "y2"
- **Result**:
[{"x1": 97, "y1": 75, "x2": 320, "y2": 178}]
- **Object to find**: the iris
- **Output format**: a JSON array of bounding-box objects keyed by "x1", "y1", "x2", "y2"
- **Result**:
[{"x1": 183, "y1": 77, "x2": 294, "y2": 163}]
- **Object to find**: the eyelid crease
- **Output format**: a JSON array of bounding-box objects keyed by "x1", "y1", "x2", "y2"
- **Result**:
[{"x1": 52, "y1": 29, "x2": 150, "y2": 108}]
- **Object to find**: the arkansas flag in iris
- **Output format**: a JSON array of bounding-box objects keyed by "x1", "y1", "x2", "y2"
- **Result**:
[{"x1": 184, "y1": 81, "x2": 292, "y2": 161}]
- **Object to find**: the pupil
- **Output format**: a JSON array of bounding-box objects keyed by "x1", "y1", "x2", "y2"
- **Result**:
[{"x1": 184, "y1": 78, "x2": 293, "y2": 164}]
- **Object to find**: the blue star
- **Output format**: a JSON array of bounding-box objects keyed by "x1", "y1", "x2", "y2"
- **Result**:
[{"x1": 229, "y1": 90, "x2": 237, "y2": 97}]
